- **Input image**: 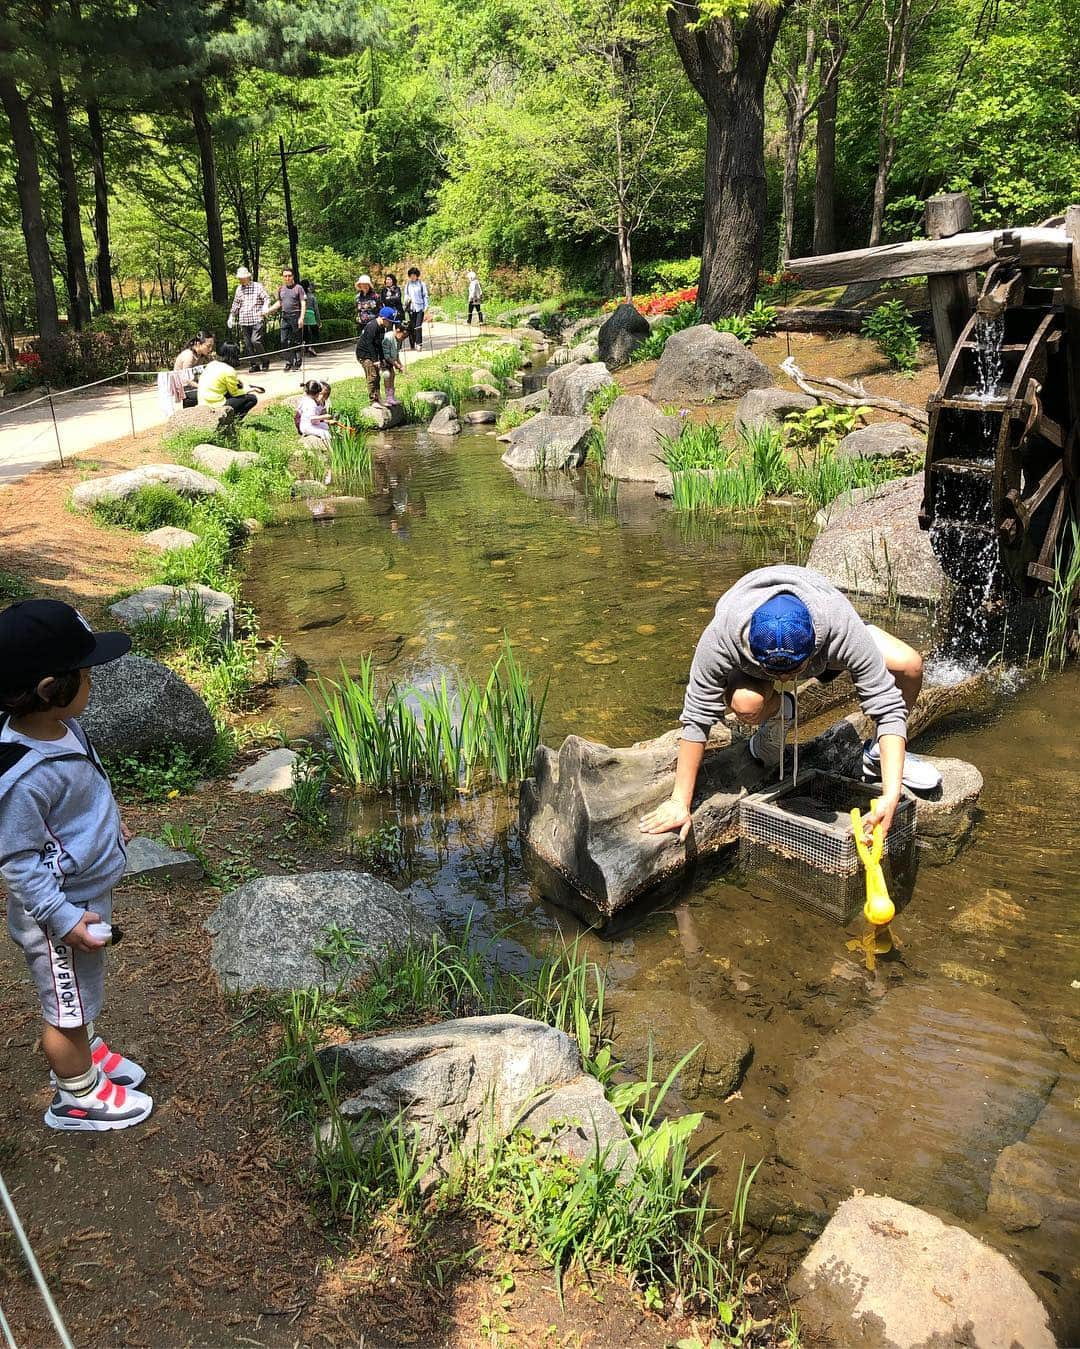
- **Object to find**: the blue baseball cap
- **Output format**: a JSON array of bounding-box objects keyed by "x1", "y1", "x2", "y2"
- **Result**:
[
  {"x1": 748, "y1": 593, "x2": 816, "y2": 674},
  {"x1": 378, "y1": 306, "x2": 397, "y2": 320}
]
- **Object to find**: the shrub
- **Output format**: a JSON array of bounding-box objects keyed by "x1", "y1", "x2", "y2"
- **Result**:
[
  {"x1": 862, "y1": 299, "x2": 921, "y2": 372},
  {"x1": 92, "y1": 484, "x2": 193, "y2": 532},
  {"x1": 785, "y1": 403, "x2": 867, "y2": 455},
  {"x1": 636, "y1": 257, "x2": 701, "y2": 293}
]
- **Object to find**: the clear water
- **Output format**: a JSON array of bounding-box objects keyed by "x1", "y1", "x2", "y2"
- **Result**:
[{"x1": 243, "y1": 423, "x2": 1079, "y2": 1334}]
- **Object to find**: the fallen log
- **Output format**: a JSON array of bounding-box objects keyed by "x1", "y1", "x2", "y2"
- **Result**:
[
  {"x1": 780, "y1": 356, "x2": 929, "y2": 430},
  {"x1": 519, "y1": 672, "x2": 995, "y2": 920},
  {"x1": 785, "y1": 227, "x2": 1070, "y2": 288},
  {"x1": 774, "y1": 306, "x2": 932, "y2": 337}
]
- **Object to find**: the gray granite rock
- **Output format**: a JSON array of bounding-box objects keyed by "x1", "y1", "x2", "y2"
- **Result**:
[
  {"x1": 547, "y1": 362, "x2": 614, "y2": 417},
  {"x1": 72, "y1": 464, "x2": 224, "y2": 510},
  {"x1": 413, "y1": 389, "x2": 449, "y2": 409},
  {"x1": 163, "y1": 403, "x2": 236, "y2": 440},
  {"x1": 501, "y1": 414, "x2": 593, "y2": 471},
  {"x1": 837, "y1": 420, "x2": 926, "y2": 460},
  {"x1": 191, "y1": 444, "x2": 259, "y2": 475},
  {"x1": 515, "y1": 1075, "x2": 636, "y2": 1182},
  {"x1": 568, "y1": 339, "x2": 601, "y2": 363},
  {"x1": 468, "y1": 383, "x2": 501, "y2": 400},
  {"x1": 913, "y1": 755, "x2": 983, "y2": 863},
  {"x1": 142, "y1": 526, "x2": 199, "y2": 551},
  {"x1": 231, "y1": 748, "x2": 297, "y2": 794},
  {"x1": 464, "y1": 409, "x2": 497, "y2": 424},
  {"x1": 109, "y1": 584, "x2": 235, "y2": 641},
  {"x1": 808, "y1": 474, "x2": 945, "y2": 603},
  {"x1": 600, "y1": 395, "x2": 681, "y2": 482},
  {"x1": 123, "y1": 835, "x2": 204, "y2": 882},
  {"x1": 597, "y1": 303, "x2": 651, "y2": 368},
  {"x1": 83, "y1": 654, "x2": 216, "y2": 755},
  {"x1": 791, "y1": 1195, "x2": 1055, "y2": 1349},
  {"x1": 207, "y1": 870, "x2": 441, "y2": 993},
  {"x1": 734, "y1": 386, "x2": 816, "y2": 431},
  {"x1": 357, "y1": 401, "x2": 406, "y2": 429},
  {"x1": 428, "y1": 405, "x2": 462, "y2": 436},
  {"x1": 650, "y1": 326, "x2": 772, "y2": 405}
]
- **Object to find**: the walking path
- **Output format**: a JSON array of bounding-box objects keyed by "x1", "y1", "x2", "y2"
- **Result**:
[{"x1": 0, "y1": 321, "x2": 497, "y2": 486}]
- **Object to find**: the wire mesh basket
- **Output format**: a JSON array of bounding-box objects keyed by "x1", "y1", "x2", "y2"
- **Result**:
[{"x1": 737, "y1": 770, "x2": 917, "y2": 924}]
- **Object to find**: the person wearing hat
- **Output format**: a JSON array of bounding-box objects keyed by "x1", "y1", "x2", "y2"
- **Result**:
[
  {"x1": 639, "y1": 564, "x2": 941, "y2": 844},
  {"x1": 466, "y1": 270, "x2": 484, "y2": 325},
  {"x1": 0, "y1": 599, "x2": 154, "y2": 1131},
  {"x1": 227, "y1": 266, "x2": 270, "y2": 372},
  {"x1": 355, "y1": 306, "x2": 397, "y2": 404},
  {"x1": 355, "y1": 274, "x2": 380, "y2": 330}
]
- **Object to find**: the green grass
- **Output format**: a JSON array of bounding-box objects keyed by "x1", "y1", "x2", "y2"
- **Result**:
[
  {"x1": 92, "y1": 484, "x2": 194, "y2": 532},
  {"x1": 787, "y1": 449, "x2": 897, "y2": 510},
  {"x1": 586, "y1": 382, "x2": 620, "y2": 421},
  {"x1": 1041, "y1": 517, "x2": 1080, "y2": 677},
  {"x1": 128, "y1": 595, "x2": 262, "y2": 720},
  {"x1": 0, "y1": 569, "x2": 31, "y2": 602},
  {"x1": 328, "y1": 422, "x2": 373, "y2": 495},
  {"x1": 496, "y1": 402, "x2": 533, "y2": 433},
  {"x1": 310, "y1": 638, "x2": 548, "y2": 793},
  {"x1": 659, "y1": 422, "x2": 729, "y2": 473}
]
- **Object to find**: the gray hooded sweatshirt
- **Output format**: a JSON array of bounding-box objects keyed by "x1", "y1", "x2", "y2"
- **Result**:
[
  {"x1": 678, "y1": 565, "x2": 908, "y2": 744},
  {"x1": 0, "y1": 714, "x2": 126, "y2": 941}
]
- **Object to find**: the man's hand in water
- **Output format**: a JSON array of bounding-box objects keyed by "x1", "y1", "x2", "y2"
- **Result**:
[{"x1": 639, "y1": 797, "x2": 692, "y2": 843}]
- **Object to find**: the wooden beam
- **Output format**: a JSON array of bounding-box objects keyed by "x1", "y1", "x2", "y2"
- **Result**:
[
  {"x1": 774, "y1": 305, "x2": 932, "y2": 336},
  {"x1": 925, "y1": 194, "x2": 978, "y2": 375},
  {"x1": 786, "y1": 227, "x2": 1070, "y2": 287}
]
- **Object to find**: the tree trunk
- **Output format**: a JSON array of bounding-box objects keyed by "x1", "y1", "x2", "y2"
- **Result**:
[
  {"x1": 777, "y1": 25, "x2": 816, "y2": 272},
  {"x1": 86, "y1": 100, "x2": 115, "y2": 312},
  {"x1": 0, "y1": 264, "x2": 15, "y2": 367},
  {"x1": 49, "y1": 75, "x2": 93, "y2": 328},
  {"x1": 812, "y1": 21, "x2": 839, "y2": 254},
  {"x1": 0, "y1": 73, "x2": 61, "y2": 342},
  {"x1": 189, "y1": 82, "x2": 228, "y2": 306},
  {"x1": 667, "y1": 4, "x2": 790, "y2": 320},
  {"x1": 869, "y1": 0, "x2": 911, "y2": 247}
]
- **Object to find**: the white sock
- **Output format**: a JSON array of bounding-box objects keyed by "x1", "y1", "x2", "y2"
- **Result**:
[
  {"x1": 57, "y1": 1064, "x2": 99, "y2": 1097},
  {"x1": 85, "y1": 1020, "x2": 95, "y2": 1042}
]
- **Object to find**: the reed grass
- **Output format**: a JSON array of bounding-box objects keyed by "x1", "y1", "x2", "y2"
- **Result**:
[
  {"x1": 660, "y1": 421, "x2": 729, "y2": 473},
  {"x1": 1041, "y1": 517, "x2": 1080, "y2": 676},
  {"x1": 329, "y1": 420, "x2": 373, "y2": 494},
  {"x1": 310, "y1": 638, "x2": 548, "y2": 792}
]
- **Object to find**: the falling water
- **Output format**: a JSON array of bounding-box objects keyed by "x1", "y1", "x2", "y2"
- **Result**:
[{"x1": 973, "y1": 313, "x2": 1005, "y2": 404}]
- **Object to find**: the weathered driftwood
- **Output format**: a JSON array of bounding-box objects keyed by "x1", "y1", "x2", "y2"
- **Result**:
[
  {"x1": 774, "y1": 306, "x2": 932, "y2": 336},
  {"x1": 519, "y1": 673, "x2": 993, "y2": 919},
  {"x1": 780, "y1": 356, "x2": 929, "y2": 429},
  {"x1": 785, "y1": 227, "x2": 1070, "y2": 288}
]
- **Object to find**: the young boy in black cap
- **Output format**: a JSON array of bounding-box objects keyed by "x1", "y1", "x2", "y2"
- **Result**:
[{"x1": 0, "y1": 599, "x2": 153, "y2": 1131}]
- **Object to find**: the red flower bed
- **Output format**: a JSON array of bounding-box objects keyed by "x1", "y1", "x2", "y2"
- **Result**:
[{"x1": 601, "y1": 285, "x2": 699, "y2": 317}]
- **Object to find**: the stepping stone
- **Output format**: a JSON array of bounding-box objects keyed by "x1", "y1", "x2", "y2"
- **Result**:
[
  {"x1": 142, "y1": 527, "x2": 199, "y2": 552},
  {"x1": 124, "y1": 835, "x2": 204, "y2": 882},
  {"x1": 468, "y1": 383, "x2": 501, "y2": 399},
  {"x1": 413, "y1": 390, "x2": 448, "y2": 409},
  {"x1": 109, "y1": 584, "x2": 235, "y2": 641},
  {"x1": 464, "y1": 410, "x2": 496, "y2": 425},
  {"x1": 231, "y1": 748, "x2": 298, "y2": 794},
  {"x1": 72, "y1": 464, "x2": 224, "y2": 510},
  {"x1": 191, "y1": 444, "x2": 259, "y2": 475}
]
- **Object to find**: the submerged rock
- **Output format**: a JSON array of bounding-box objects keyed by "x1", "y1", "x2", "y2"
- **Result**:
[
  {"x1": 72, "y1": 463, "x2": 224, "y2": 510},
  {"x1": 599, "y1": 395, "x2": 680, "y2": 482},
  {"x1": 791, "y1": 1195, "x2": 1055, "y2": 1349},
  {"x1": 464, "y1": 409, "x2": 496, "y2": 425},
  {"x1": 609, "y1": 990, "x2": 752, "y2": 1099},
  {"x1": 807, "y1": 474, "x2": 945, "y2": 603},
  {"x1": 547, "y1": 361, "x2": 613, "y2": 417},
  {"x1": 82, "y1": 654, "x2": 216, "y2": 756},
  {"x1": 207, "y1": 870, "x2": 440, "y2": 992},
  {"x1": 650, "y1": 326, "x2": 772, "y2": 405},
  {"x1": 501, "y1": 414, "x2": 593, "y2": 471},
  {"x1": 597, "y1": 303, "x2": 651, "y2": 368}
]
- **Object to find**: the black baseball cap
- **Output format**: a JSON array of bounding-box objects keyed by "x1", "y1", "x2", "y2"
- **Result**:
[{"x1": 0, "y1": 599, "x2": 131, "y2": 695}]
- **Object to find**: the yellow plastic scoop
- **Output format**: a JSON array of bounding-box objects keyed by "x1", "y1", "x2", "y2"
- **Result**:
[{"x1": 845, "y1": 800, "x2": 898, "y2": 971}]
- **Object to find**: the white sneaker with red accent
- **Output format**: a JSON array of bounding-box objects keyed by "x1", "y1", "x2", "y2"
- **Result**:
[
  {"x1": 50, "y1": 1036, "x2": 146, "y2": 1090},
  {"x1": 44, "y1": 1073, "x2": 153, "y2": 1132}
]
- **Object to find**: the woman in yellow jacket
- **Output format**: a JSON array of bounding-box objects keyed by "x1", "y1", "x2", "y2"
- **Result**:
[{"x1": 197, "y1": 343, "x2": 258, "y2": 419}]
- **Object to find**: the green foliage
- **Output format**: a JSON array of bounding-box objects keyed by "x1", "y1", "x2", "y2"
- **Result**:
[
  {"x1": 1041, "y1": 518, "x2": 1080, "y2": 677},
  {"x1": 0, "y1": 570, "x2": 31, "y2": 603},
  {"x1": 128, "y1": 597, "x2": 261, "y2": 720},
  {"x1": 714, "y1": 302, "x2": 776, "y2": 347},
  {"x1": 92, "y1": 485, "x2": 193, "y2": 532},
  {"x1": 496, "y1": 403, "x2": 533, "y2": 433},
  {"x1": 784, "y1": 404, "x2": 868, "y2": 456},
  {"x1": 660, "y1": 421, "x2": 729, "y2": 472},
  {"x1": 862, "y1": 300, "x2": 921, "y2": 373},
  {"x1": 586, "y1": 381, "x2": 621, "y2": 421},
  {"x1": 287, "y1": 745, "x2": 332, "y2": 832},
  {"x1": 328, "y1": 423, "x2": 373, "y2": 495},
  {"x1": 311, "y1": 638, "x2": 548, "y2": 792},
  {"x1": 787, "y1": 450, "x2": 897, "y2": 511},
  {"x1": 738, "y1": 420, "x2": 790, "y2": 495},
  {"x1": 637, "y1": 257, "x2": 701, "y2": 292},
  {"x1": 105, "y1": 745, "x2": 209, "y2": 802}
]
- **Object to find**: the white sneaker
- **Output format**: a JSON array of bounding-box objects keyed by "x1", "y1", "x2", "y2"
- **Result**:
[
  {"x1": 862, "y1": 740, "x2": 942, "y2": 793},
  {"x1": 45, "y1": 1073, "x2": 153, "y2": 1132},
  {"x1": 51, "y1": 1036, "x2": 146, "y2": 1090},
  {"x1": 748, "y1": 691, "x2": 796, "y2": 770}
]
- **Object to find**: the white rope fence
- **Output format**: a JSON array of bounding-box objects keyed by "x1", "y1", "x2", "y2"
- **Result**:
[{"x1": 0, "y1": 1170, "x2": 74, "y2": 1349}]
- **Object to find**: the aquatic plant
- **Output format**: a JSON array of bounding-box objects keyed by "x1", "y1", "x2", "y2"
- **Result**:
[
  {"x1": 329, "y1": 420, "x2": 373, "y2": 494},
  {"x1": 1041, "y1": 517, "x2": 1080, "y2": 676},
  {"x1": 670, "y1": 463, "x2": 766, "y2": 513},
  {"x1": 496, "y1": 402, "x2": 532, "y2": 433},
  {"x1": 310, "y1": 639, "x2": 548, "y2": 792},
  {"x1": 787, "y1": 449, "x2": 895, "y2": 510},
  {"x1": 659, "y1": 421, "x2": 729, "y2": 473},
  {"x1": 738, "y1": 420, "x2": 790, "y2": 494}
]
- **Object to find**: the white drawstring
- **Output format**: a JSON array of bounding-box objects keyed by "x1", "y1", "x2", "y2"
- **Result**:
[{"x1": 777, "y1": 681, "x2": 800, "y2": 785}]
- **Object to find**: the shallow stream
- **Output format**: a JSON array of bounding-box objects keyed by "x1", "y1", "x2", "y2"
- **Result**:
[{"x1": 245, "y1": 419, "x2": 1079, "y2": 1335}]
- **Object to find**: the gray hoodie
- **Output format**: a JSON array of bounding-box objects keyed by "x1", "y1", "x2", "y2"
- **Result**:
[
  {"x1": 678, "y1": 565, "x2": 908, "y2": 744},
  {"x1": 0, "y1": 714, "x2": 126, "y2": 941}
]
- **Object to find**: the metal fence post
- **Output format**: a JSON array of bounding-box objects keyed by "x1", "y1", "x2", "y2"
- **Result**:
[
  {"x1": 45, "y1": 386, "x2": 64, "y2": 468},
  {"x1": 125, "y1": 369, "x2": 136, "y2": 438}
]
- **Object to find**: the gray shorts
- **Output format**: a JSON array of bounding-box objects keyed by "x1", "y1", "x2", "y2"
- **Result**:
[{"x1": 7, "y1": 892, "x2": 112, "y2": 1028}]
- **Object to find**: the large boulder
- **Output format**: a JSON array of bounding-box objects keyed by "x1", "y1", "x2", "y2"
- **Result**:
[
  {"x1": 503, "y1": 388, "x2": 549, "y2": 415},
  {"x1": 71, "y1": 463, "x2": 224, "y2": 510},
  {"x1": 568, "y1": 339, "x2": 601, "y2": 363},
  {"x1": 561, "y1": 315, "x2": 604, "y2": 345},
  {"x1": 357, "y1": 401, "x2": 406, "y2": 430},
  {"x1": 597, "y1": 303, "x2": 651, "y2": 368},
  {"x1": 790, "y1": 1195, "x2": 1055, "y2": 1349},
  {"x1": 207, "y1": 871, "x2": 441, "y2": 993},
  {"x1": 837, "y1": 420, "x2": 926, "y2": 460},
  {"x1": 547, "y1": 362, "x2": 614, "y2": 417},
  {"x1": 600, "y1": 395, "x2": 681, "y2": 482},
  {"x1": 191, "y1": 444, "x2": 259, "y2": 475},
  {"x1": 163, "y1": 403, "x2": 236, "y2": 440},
  {"x1": 318, "y1": 1015, "x2": 634, "y2": 1179},
  {"x1": 501, "y1": 414, "x2": 593, "y2": 471},
  {"x1": 427, "y1": 404, "x2": 462, "y2": 436},
  {"x1": 109, "y1": 583, "x2": 235, "y2": 641},
  {"x1": 807, "y1": 474, "x2": 945, "y2": 603},
  {"x1": 650, "y1": 326, "x2": 772, "y2": 405},
  {"x1": 734, "y1": 386, "x2": 816, "y2": 431},
  {"x1": 82, "y1": 653, "x2": 216, "y2": 756}
]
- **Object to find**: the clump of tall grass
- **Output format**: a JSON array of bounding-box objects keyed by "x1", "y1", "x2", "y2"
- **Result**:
[
  {"x1": 496, "y1": 402, "x2": 533, "y2": 433},
  {"x1": 659, "y1": 421, "x2": 729, "y2": 472},
  {"x1": 586, "y1": 382, "x2": 621, "y2": 421},
  {"x1": 328, "y1": 421, "x2": 373, "y2": 494},
  {"x1": 788, "y1": 449, "x2": 894, "y2": 510},
  {"x1": 1041, "y1": 517, "x2": 1080, "y2": 677},
  {"x1": 92, "y1": 484, "x2": 193, "y2": 532},
  {"x1": 670, "y1": 463, "x2": 765, "y2": 512},
  {"x1": 128, "y1": 596, "x2": 260, "y2": 718},
  {"x1": 311, "y1": 638, "x2": 548, "y2": 793},
  {"x1": 738, "y1": 420, "x2": 790, "y2": 495}
]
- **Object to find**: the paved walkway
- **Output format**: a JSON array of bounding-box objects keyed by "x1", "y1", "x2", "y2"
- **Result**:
[{"x1": 0, "y1": 321, "x2": 499, "y2": 486}]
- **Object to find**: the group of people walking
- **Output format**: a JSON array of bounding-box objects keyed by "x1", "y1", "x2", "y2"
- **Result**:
[
  {"x1": 227, "y1": 265, "x2": 319, "y2": 373},
  {"x1": 354, "y1": 268, "x2": 430, "y2": 352}
]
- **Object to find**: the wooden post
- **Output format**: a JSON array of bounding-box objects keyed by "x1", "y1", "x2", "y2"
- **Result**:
[
  {"x1": 1062, "y1": 204, "x2": 1080, "y2": 516},
  {"x1": 925, "y1": 193, "x2": 977, "y2": 375}
]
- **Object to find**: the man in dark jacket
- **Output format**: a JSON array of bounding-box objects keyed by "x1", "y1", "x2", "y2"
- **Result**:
[{"x1": 356, "y1": 307, "x2": 395, "y2": 404}]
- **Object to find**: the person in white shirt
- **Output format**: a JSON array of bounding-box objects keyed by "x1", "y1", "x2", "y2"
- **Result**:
[
  {"x1": 227, "y1": 267, "x2": 270, "y2": 371},
  {"x1": 403, "y1": 267, "x2": 429, "y2": 350},
  {"x1": 466, "y1": 270, "x2": 484, "y2": 325}
]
